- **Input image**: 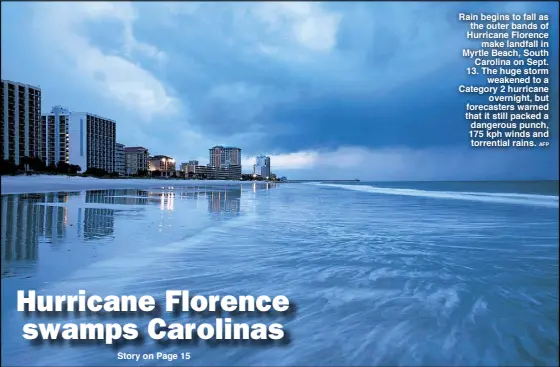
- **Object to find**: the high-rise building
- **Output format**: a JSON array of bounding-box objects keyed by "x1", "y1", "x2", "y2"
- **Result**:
[
  {"x1": 124, "y1": 146, "x2": 149, "y2": 175},
  {"x1": 253, "y1": 155, "x2": 271, "y2": 178},
  {"x1": 68, "y1": 112, "x2": 116, "y2": 173},
  {"x1": 41, "y1": 106, "x2": 70, "y2": 167},
  {"x1": 209, "y1": 146, "x2": 241, "y2": 167},
  {"x1": 1, "y1": 79, "x2": 42, "y2": 165},
  {"x1": 115, "y1": 143, "x2": 125, "y2": 176},
  {"x1": 209, "y1": 146, "x2": 242, "y2": 180}
]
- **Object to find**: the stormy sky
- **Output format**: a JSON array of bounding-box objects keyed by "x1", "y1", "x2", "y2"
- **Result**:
[{"x1": 1, "y1": 1, "x2": 558, "y2": 180}]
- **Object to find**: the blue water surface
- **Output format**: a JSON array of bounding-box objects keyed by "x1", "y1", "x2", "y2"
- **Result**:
[{"x1": 1, "y1": 181, "x2": 558, "y2": 366}]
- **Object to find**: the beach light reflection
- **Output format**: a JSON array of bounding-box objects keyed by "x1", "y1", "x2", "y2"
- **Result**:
[{"x1": 167, "y1": 192, "x2": 174, "y2": 211}]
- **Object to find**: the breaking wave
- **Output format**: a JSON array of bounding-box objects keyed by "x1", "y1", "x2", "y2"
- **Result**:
[{"x1": 314, "y1": 184, "x2": 559, "y2": 208}]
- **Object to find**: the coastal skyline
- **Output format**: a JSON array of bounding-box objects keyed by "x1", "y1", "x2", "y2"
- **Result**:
[{"x1": 1, "y1": 1, "x2": 558, "y2": 180}]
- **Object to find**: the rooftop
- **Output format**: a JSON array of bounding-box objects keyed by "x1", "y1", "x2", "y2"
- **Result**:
[
  {"x1": 1, "y1": 79, "x2": 41, "y2": 90},
  {"x1": 42, "y1": 105, "x2": 70, "y2": 115},
  {"x1": 210, "y1": 146, "x2": 241, "y2": 150},
  {"x1": 124, "y1": 146, "x2": 148, "y2": 152},
  {"x1": 71, "y1": 112, "x2": 116, "y2": 122}
]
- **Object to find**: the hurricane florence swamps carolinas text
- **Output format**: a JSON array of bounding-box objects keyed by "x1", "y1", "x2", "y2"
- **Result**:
[{"x1": 18, "y1": 290, "x2": 291, "y2": 344}]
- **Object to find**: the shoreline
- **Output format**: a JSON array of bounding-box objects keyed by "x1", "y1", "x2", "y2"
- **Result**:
[{"x1": 0, "y1": 175, "x2": 259, "y2": 195}]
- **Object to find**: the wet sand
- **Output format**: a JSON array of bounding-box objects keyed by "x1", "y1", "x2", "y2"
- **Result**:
[{"x1": 0, "y1": 175, "x2": 248, "y2": 195}]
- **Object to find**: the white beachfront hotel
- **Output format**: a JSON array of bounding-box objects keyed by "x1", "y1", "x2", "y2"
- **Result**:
[
  {"x1": 41, "y1": 105, "x2": 70, "y2": 166},
  {"x1": 68, "y1": 112, "x2": 116, "y2": 173},
  {"x1": 1, "y1": 79, "x2": 42, "y2": 165},
  {"x1": 40, "y1": 107, "x2": 116, "y2": 173},
  {"x1": 253, "y1": 155, "x2": 271, "y2": 179}
]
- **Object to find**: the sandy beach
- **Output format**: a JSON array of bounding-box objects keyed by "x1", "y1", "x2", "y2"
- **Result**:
[
  {"x1": 0, "y1": 175, "x2": 247, "y2": 195},
  {"x1": 0, "y1": 181, "x2": 558, "y2": 366}
]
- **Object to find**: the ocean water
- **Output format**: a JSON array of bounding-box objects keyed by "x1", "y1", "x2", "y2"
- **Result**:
[{"x1": 1, "y1": 181, "x2": 558, "y2": 366}]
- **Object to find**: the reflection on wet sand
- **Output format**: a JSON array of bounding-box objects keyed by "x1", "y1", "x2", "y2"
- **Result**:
[
  {"x1": 1, "y1": 193, "x2": 73, "y2": 277},
  {"x1": 1, "y1": 195, "x2": 42, "y2": 263},
  {"x1": 1, "y1": 184, "x2": 276, "y2": 278},
  {"x1": 252, "y1": 181, "x2": 275, "y2": 193},
  {"x1": 1, "y1": 192, "x2": 118, "y2": 277},
  {"x1": 159, "y1": 191, "x2": 175, "y2": 211},
  {"x1": 88, "y1": 189, "x2": 151, "y2": 206},
  {"x1": 82, "y1": 208, "x2": 115, "y2": 240},
  {"x1": 208, "y1": 189, "x2": 241, "y2": 215}
]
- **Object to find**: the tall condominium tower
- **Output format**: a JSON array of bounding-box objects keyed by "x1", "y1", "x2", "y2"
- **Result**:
[
  {"x1": 209, "y1": 146, "x2": 241, "y2": 167},
  {"x1": 41, "y1": 105, "x2": 70, "y2": 166},
  {"x1": 209, "y1": 146, "x2": 242, "y2": 180},
  {"x1": 254, "y1": 155, "x2": 271, "y2": 178},
  {"x1": 1, "y1": 79, "x2": 42, "y2": 164},
  {"x1": 68, "y1": 112, "x2": 116, "y2": 173}
]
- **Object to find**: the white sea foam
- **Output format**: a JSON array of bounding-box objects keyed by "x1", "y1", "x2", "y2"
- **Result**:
[{"x1": 314, "y1": 183, "x2": 559, "y2": 208}]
